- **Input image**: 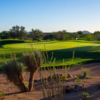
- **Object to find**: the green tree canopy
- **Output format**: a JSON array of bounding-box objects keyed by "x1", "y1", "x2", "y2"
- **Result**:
[
  {"x1": 10, "y1": 25, "x2": 26, "y2": 39},
  {"x1": 0, "y1": 31, "x2": 10, "y2": 39},
  {"x1": 86, "y1": 34, "x2": 94, "y2": 41},
  {"x1": 77, "y1": 31, "x2": 83, "y2": 35},
  {"x1": 29, "y1": 29, "x2": 44, "y2": 41}
]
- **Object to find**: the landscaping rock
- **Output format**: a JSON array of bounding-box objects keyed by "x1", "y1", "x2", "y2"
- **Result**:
[
  {"x1": 34, "y1": 80, "x2": 38, "y2": 82},
  {"x1": 64, "y1": 86, "x2": 73, "y2": 93},
  {"x1": 67, "y1": 74, "x2": 73, "y2": 78},
  {"x1": 97, "y1": 83, "x2": 100, "y2": 89},
  {"x1": 74, "y1": 83, "x2": 84, "y2": 91}
]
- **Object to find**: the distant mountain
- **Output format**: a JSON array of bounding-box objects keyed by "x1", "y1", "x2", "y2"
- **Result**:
[
  {"x1": 27, "y1": 32, "x2": 31, "y2": 34},
  {"x1": 82, "y1": 30, "x2": 91, "y2": 34}
]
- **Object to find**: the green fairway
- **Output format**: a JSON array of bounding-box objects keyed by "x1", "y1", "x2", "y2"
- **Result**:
[{"x1": 0, "y1": 40, "x2": 100, "y2": 69}]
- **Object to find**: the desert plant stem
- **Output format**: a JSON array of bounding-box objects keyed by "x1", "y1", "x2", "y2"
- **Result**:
[
  {"x1": 14, "y1": 74, "x2": 28, "y2": 92},
  {"x1": 29, "y1": 72, "x2": 35, "y2": 91}
]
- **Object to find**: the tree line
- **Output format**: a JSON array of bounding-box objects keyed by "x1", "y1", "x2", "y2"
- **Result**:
[{"x1": 0, "y1": 25, "x2": 100, "y2": 41}]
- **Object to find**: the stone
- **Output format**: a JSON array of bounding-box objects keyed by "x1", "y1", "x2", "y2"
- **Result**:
[
  {"x1": 64, "y1": 86, "x2": 73, "y2": 93},
  {"x1": 74, "y1": 83, "x2": 84, "y2": 91},
  {"x1": 67, "y1": 74, "x2": 73, "y2": 78},
  {"x1": 34, "y1": 80, "x2": 38, "y2": 82}
]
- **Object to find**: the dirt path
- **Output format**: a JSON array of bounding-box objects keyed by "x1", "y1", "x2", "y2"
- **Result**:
[{"x1": 0, "y1": 63, "x2": 100, "y2": 100}]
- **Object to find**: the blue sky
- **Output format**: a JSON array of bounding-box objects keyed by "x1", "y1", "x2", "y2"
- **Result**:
[{"x1": 0, "y1": 0, "x2": 100, "y2": 32}]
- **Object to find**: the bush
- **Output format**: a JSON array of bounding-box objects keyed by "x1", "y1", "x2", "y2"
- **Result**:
[
  {"x1": 78, "y1": 68, "x2": 90, "y2": 79},
  {"x1": 86, "y1": 34, "x2": 94, "y2": 41},
  {"x1": 0, "y1": 91, "x2": 5, "y2": 99},
  {"x1": 40, "y1": 69, "x2": 66, "y2": 100},
  {"x1": 23, "y1": 50, "x2": 42, "y2": 91},
  {"x1": 75, "y1": 76, "x2": 81, "y2": 83},
  {"x1": 3, "y1": 60, "x2": 28, "y2": 92},
  {"x1": 82, "y1": 92, "x2": 89, "y2": 99}
]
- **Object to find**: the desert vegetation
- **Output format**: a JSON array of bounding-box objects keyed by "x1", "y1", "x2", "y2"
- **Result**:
[{"x1": 2, "y1": 49, "x2": 42, "y2": 92}]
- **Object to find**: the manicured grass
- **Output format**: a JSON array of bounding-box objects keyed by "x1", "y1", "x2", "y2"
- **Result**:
[{"x1": 0, "y1": 40, "x2": 100, "y2": 69}]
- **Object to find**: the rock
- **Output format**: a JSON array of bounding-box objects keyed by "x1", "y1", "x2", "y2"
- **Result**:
[
  {"x1": 97, "y1": 83, "x2": 100, "y2": 89},
  {"x1": 64, "y1": 86, "x2": 73, "y2": 93},
  {"x1": 74, "y1": 75, "x2": 77, "y2": 78},
  {"x1": 74, "y1": 83, "x2": 84, "y2": 91},
  {"x1": 67, "y1": 74, "x2": 73, "y2": 78},
  {"x1": 34, "y1": 80, "x2": 38, "y2": 82}
]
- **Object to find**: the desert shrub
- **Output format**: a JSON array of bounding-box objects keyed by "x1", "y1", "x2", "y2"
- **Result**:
[
  {"x1": 3, "y1": 60, "x2": 28, "y2": 92},
  {"x1": 0, "y1": 91, "x2": 5, "y2": 99},
  {"x1": 82, "y1": 92, "x2": 89, "y2": 99},
  {"x1": 40, "y1": 69, "x2": 66, "y2": 100},
  {"x1": 23, "y1": 49, "x2": 42, "y2": 91},
  {"x1": 75, "y1": 76, "x2": 81, "y2": 83},
  {"x1": 78, "y1": 68, "x2": 90, "y2": 79}
]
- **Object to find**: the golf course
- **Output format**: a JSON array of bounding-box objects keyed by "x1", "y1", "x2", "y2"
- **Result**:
[{"x1": 0, "y1": 39, "x2": 100, "y2": 69}]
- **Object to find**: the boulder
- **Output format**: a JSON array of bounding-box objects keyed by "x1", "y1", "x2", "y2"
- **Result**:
[
  {"x1": 64, "y1": 86, "x2": 73, "y2": 93},
  {"x1": 67, "y1": 74, "x2": 73, "y2": 78},
  {"x1": 74, "y1": 83, "x2": 84, "y2": 91},
  {"x1": 34, "y1": 80, "x2": 38, "y2": 82}
]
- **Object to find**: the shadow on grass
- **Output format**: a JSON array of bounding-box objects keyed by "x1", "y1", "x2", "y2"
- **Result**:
[
  {"x1": 46, "y1": 46, "x2": 100, "y2": 61},
  {"x1": 0, "y1": 46, "x2": 100, "y2": 70},
  {"x1": 0, "y1": 40, "x2": 26, "y2": 46}
]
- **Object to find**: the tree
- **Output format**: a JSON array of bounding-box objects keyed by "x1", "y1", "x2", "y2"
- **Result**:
[
  {"x1": 0, "y1": 31, "x2": 10, "y2": 39},
  {"x1": 3, "y1": 50, "x2": 42, "y2": 92},
  {"x1": 43, "y1": 33, "x2": 55, "y2": 40},
  {"x1": 69, "y1": 33, "x2": 79, "y2": 40},
  {"x1": 18, "y1": 26, "x2": 26, "y2": 40},
  {"x1": 94, "y1": 31, "x2": 100, "y2": 40},
  {"x1": 9, "y1": 25, "x2": 26, "y2": 39},
  {"x1": 86, "y1": 34, "x2": 94, "y2": 41},
  {"x1": 54, "y1": 30, "x2": 67, "y2": 40},
  {"x1": 77, "y1": 31, "x2": 83, "y2": 35},
  {"x1": 23, "y1": 50, "x2": 42, "y2": 91},
  {"x1": 29, "y1": 29, "x2": 44, "y2": 41}
]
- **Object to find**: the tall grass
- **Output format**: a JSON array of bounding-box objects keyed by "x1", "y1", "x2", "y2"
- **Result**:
[{"x1": 38, "y1": 47, "x2": 74, "y2": 100}]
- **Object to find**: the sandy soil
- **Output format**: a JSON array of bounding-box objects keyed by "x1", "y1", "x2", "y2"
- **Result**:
[{"x1": 0, "y1": 63, "x2": 100, "y2": 100}]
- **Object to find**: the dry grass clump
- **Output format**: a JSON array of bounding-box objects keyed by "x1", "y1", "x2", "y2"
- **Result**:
[
  {"x1": 39, "y1": 50, "x2": 71, "y2": 100},
  {"x1": 75, "y1": 76, "x2": 81, "y2": 83},
  {"x1": 0, "y1": 91, "x2": 5, "y2": 99},
  {"x1": 40, "y1": 67, "x2": 68, "y2": 100},
  {"x1": 3, "y1": 60, "x2": 28, "y2": 92},
  {"x1": 78, "y1": 68, "x2": 91, "y2": 79},
  {"x1": 82, "y1": 92, "x2": 89, "y2": 99}
]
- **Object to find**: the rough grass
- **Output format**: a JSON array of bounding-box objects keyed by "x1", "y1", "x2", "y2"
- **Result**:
[{"x1": 0, "y1": 40, "x2": 100, "y2": 69}]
